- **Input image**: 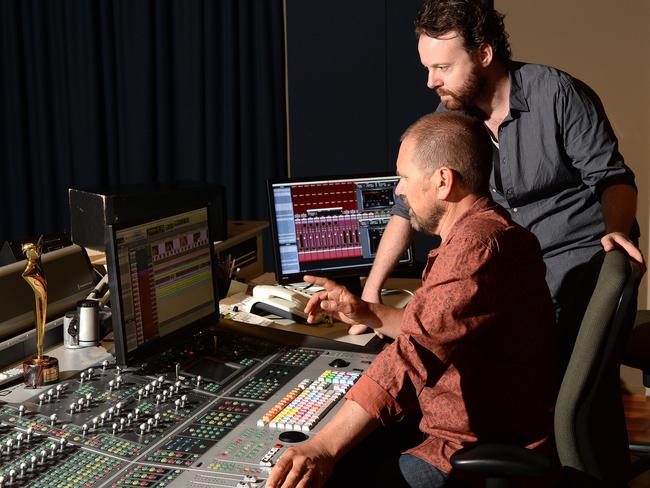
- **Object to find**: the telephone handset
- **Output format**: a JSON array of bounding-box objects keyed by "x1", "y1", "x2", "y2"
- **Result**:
[{"x1": 244, "y1": 285, "x2": 323, "y2": 324}]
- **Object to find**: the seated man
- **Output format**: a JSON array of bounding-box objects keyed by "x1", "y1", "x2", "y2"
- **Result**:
[{"x1": 266, "y1": 112, "x2": 557, "y2": 488}]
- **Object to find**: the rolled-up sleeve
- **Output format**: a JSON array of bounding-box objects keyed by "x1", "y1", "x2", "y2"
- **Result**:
[
  {"x1": 391, "y1": 194, "x2": 411, "y2": 220},
  {"x1": 558, "y1": 76, "x2": 636, "y2": 199}
]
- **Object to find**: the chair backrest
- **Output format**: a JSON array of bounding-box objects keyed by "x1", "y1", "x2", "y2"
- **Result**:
[{"x1": 555, "y1": 250, "x2": 644, "y2": 486}]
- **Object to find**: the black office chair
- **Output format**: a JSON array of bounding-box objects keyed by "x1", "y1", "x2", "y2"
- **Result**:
[
  {"x1": 450, "y1": 249, "x2": 645, "y2": 487},
  {"x1": 623, "y1": 310, "x2": 650, "y2": 389}
]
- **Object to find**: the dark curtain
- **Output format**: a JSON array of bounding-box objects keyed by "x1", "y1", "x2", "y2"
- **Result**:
[{"x1": 0, "y1": 0, "x2": 287, "y2": 244}]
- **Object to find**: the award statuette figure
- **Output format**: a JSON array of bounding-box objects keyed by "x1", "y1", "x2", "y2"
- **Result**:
[{"x1": 21, "y1": 237, "x2": 59, "y2": 387}]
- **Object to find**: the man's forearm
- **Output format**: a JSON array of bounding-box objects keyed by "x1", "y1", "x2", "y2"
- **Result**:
[
  {"x1": 366, "y1": 303, "x2": 405, "y2": 339},
  {"x1": 601, "y1": 184, "x2": 637, "y2": 235},
  {"x1": 362, "y1": 216, "x2": 415, "y2": 301},
  {"x1": 310, "y1": 400, "x2": 379, "y2": 462}
]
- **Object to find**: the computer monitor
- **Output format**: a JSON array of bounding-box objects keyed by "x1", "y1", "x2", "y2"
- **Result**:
[
  {"x1": 268, "y1": 173, "x2": 413, "y2": 293},
  {"x1": 105, "y1": 206, "x2": 219, "y2": 365}
]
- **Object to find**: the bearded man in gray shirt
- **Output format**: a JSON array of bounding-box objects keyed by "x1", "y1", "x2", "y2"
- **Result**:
[{"x1": 356, "y1": 0, "x2": 645, "y2": 338}]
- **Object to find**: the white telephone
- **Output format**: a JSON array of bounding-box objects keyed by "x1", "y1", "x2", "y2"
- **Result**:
[{"x1": 244, "y1": 285, "x2": 322, "y2": 324}]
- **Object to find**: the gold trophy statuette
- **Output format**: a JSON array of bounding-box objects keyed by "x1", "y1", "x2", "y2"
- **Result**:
[{"x1": 21, "y1": 237, "x2": 59, "y2": 387}]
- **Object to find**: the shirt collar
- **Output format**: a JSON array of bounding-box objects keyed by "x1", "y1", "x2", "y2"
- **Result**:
[{"x1": 426, "y1": 195, "x2": 496, "y2": 261}]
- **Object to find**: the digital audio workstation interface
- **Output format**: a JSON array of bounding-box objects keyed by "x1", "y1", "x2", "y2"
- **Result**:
[
  {"x1": 106, "y1": 207, "x2": 217, "y2": 362},
  {"x1": 269, "y1": 174, "x2": 413, "y2": 283}
]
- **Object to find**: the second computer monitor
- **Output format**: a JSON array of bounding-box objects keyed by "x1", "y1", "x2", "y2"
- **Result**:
[
  {"x1": 268, "y1": 173, "x2": 413, "y2": 291},
  {"x1": 105, "y1": 206, "x2": 219, "y2": 365}
]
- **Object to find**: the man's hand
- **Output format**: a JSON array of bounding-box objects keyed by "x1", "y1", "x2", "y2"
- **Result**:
[
  {"x1": 349, "y1": 288, "x2": 383, "y2": 335},
  {"x1": 265, "y1": 440, "x2": 334, "y2": 488},
  {"x1": 601, "y1": 232, "x2": 646, "y2": 273},
  {"x1": 303, "y1": 275, "x2": 374, "y2": 327},
  {"x1": 266, "y1": 400, "x2": 378, "y2": 488}
]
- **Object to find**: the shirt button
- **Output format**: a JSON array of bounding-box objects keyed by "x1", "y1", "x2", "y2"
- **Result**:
[
  {"x1": 512, "y1": 208, "x2": 518, "y2": 213},
  {"x1": 506, "y1": 188, "x2": 514, "y2": 197},
  {"x1": 492, "y1": 188, "x2": 497, "y2": 193}
]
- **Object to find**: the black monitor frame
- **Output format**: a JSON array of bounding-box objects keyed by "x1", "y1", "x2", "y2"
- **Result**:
[
  {"x1": 105, "y1": 204, "x2": 220, "y2": 366},
  {"x1": 267, "y1": 172, "x2": 414, "y2": 292}
]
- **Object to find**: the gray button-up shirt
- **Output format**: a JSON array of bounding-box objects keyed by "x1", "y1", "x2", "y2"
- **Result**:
[{"x1": 393, "y1": 62, "x2": 636, "y2": 302}]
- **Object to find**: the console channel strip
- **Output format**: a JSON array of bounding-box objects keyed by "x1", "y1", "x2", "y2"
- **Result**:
[{"x1": 0, "y1": 339, "x2": 376, "y2": 487}]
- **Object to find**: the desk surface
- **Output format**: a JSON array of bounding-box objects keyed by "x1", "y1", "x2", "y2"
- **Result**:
[{"x1": 220, "y1": 277, "x2": 420, "y2": 347}]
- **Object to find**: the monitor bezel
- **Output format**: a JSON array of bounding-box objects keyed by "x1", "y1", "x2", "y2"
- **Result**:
[
  {"x1": 267, "y1": 172, "x2": 414, "y2": 285},
  {"x1": 105, "y1": 204, "x2": 220, "y2": 366}
]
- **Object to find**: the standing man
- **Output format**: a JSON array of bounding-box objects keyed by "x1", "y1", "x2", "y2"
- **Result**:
[
  {"x1": 267, "y1": 112, "x2": 557, "y2": 488},
  {"x1": 354, "y1": 0, "x2": 644, "y2": 336}
]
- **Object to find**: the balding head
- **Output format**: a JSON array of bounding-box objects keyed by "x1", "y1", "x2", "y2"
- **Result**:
[{"x1": 401, "y1": 111, "x2": 493, "y2": 196}]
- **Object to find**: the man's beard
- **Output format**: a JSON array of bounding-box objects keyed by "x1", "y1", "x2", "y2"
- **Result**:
[
  {"x1": 409, "y1": 202, "x2": 446, "y2": 235},
  {"x1": 437, "y1": 66, "x2": 484, "y2": 110}
]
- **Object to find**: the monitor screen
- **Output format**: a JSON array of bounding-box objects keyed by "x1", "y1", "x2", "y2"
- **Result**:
[
  {"x1": 106, "y1": 206, "x2": 218, "y2": 365},
  {"x1": 268, "y1": 173, "x2": 413, "y2": 286}
]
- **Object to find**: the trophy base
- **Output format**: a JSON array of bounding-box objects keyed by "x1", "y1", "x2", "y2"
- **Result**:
[{"x1": 23, "y1": 356, "x2": 59, "y2": 388}]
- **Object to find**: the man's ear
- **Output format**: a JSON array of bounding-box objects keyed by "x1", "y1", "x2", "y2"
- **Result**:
[
  {"x1": 474, "y1": 43, "x2": 493, "y2": 67},
  {"x1": 435, "y1": 167, "x2": 455, "y2": 200}
]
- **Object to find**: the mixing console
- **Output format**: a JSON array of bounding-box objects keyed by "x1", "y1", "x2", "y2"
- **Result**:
[{"x1": 0, "y1": 326, "x2": 376, "y2": 487}]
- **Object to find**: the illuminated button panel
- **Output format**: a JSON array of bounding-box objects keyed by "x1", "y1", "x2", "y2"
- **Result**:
[{"x1": 256, "y1": 370, "x2": 360, "y2": 432}]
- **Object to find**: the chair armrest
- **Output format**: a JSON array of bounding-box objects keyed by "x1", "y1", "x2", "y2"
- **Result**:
[{"x1": 450, "y1": 443, "x2": 554, "y2": 478}]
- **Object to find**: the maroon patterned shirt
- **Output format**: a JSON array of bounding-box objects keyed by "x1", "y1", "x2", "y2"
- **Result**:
[{"x1": 347, "y1": 196, "x2": 557, "y2": 473}]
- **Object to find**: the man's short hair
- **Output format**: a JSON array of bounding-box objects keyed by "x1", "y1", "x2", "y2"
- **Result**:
[
  {"x1": 415, "y1": 0, "x2": 511, "y2": 65},
  {"x1": 401, "y1": 112, "x2": 493, "y2": 195}
]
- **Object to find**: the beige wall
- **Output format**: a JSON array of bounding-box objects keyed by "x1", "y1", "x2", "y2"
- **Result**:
[{"x1": 496, "y1": 0, "x2": 650, "y2": 308}]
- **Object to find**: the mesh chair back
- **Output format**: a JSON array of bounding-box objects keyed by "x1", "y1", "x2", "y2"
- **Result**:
[{"x1": 555, "y1": 250, "x2": 643, "y2": 485}]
